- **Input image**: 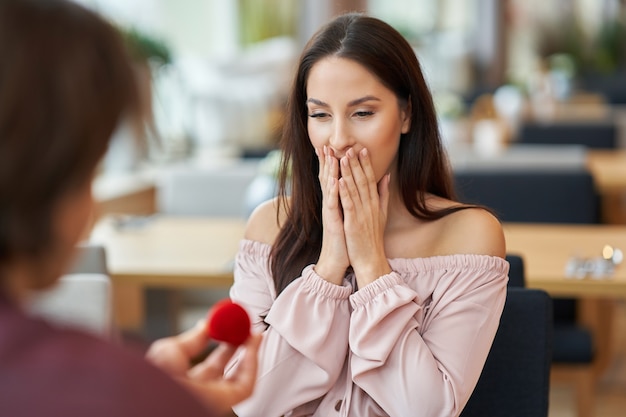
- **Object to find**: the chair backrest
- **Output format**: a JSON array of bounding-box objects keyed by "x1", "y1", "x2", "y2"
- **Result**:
[
  {"x1": 460, "y1": 288, "x2": 553, "y2": 417},
  {"x1": 454, "y1": 168, "x2": 600, "y2": 224},
  {"x1": 66, "y1": 243, "x2": 108, "y2": 275},
  {"x1": 27, "y1": 273, "x2": 113, "y2": 337},
  {"x1": 157, "y1": 161, "x2": 260, "y2": 217},
  {"x1": 518, "y1": 122, "x2": 617, "y2": 149},
  {"x1": 26, "y1": 244, "x2": 113, "y2": 338},
  {"x1": 505, "y1": 254, "x2": 525, "y2": 287}
]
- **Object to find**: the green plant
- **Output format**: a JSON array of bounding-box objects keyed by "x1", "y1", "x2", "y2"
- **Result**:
[
  {"x1": 119, "y1": 27, "x2": 172, "y2": 66},
  {"x1": 433, "y1": 91, "x2": 465, "y2": 119},
  {"x1": 590, "y1": 19, "x2": 626, "y2": 73},
  {"x1": 537, "y1": 16, "x2": 626, "y2": 76}
]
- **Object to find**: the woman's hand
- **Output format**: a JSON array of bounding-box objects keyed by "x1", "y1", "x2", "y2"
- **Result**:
[
  {"x1": 146, "y1": 320, "x2": 262, "y2": 415},
  {"x1": 339, "y1": 147, "x2": 392, "y2": 287},
  {"x1": 315, "y1": 145, "x2": 350, "y2": 284}
]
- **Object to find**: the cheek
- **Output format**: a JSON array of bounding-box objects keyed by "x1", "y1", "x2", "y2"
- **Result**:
[
  {"x1": 307, "y1": 122, "x2": 326, "y2": 149},
  {"x1": 56, "y1": 186, "x2": 94, "y2": 247},
  {"x1": 370, "y1": 147, "x2": 399, "y2": 182},
  {"x1": 45, "y1": 186, "x2": 94, "y2": 284},
  {"x1": 358, "y1": 123, "x2": 401, "y2": 180}
]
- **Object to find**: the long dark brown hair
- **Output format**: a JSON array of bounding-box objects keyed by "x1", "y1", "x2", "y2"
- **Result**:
[
  {"x1": 0, "y1": 0, "x2": 141, "y2": 288},
  {"x1": 271, "y1": 13, "x2": 466, "y2": 295}
]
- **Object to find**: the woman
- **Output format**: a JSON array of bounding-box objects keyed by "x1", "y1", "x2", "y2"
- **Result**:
[
  {"x1": 229, "y1": 13, "x2": 508, "y2": 417},
  {"x1": 0, "y1": 1, "x2": 259, "y2": 416}
]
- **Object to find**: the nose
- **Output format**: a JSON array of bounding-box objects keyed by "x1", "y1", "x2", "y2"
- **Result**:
[{"x1": 328, "y1": 118, "x2": 354, "y2": 156}]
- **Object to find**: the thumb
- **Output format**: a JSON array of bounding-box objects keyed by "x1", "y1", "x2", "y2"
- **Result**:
[{"x1": 175, "y1": 319, "x2": 211, "y2": 359}]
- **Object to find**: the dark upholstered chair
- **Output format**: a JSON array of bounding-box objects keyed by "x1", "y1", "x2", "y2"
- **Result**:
[
  {"x1": 504, "y1": 254, "x2": 594, "y2": 365},
  {"x1": 518, "y1": 122, "x2": 617, "y2": 149},
  {"x1": 453, "y1": 169, "x2": 600, "y2": 224},
  {"x1": 505, "y1": 254, "x2": 525, "y2": 288},
  {"x1": 461, "y1": 288, "x2": 553, "y2": 417},
  {"x1": 454, "y1": 168, "x2": 599, "y2": 417}
]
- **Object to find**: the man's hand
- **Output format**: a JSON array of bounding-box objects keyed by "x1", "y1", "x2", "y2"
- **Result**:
[{"x1": 146, "y1": 320, "x2": 262, "y2": 414}]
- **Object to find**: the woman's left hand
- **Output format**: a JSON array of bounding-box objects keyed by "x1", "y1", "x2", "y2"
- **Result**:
[{"x1": 338, "y1": 147, "x2": 392, "y2": 287}]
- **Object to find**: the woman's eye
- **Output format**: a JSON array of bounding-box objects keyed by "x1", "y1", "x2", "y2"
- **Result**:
[
  {"x1": 309, "y1": 112, "x2": 329, "y2": 120},
  {"x1": 354, "y1": 111, "x2": 374, "y2": 118}
]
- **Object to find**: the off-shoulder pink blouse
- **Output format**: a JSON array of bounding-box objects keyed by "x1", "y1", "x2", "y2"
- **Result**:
[{"x1": 229, "y1": 239, "x2": 509, "y2": 417}]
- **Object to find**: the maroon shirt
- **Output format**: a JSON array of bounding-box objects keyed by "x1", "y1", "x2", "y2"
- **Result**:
[{"x1": 0, "y1": 292, "x2": 216, "y2": 417}]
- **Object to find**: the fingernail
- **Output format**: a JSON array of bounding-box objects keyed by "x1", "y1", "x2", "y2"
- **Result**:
[
  {"x1": 360, "y1": 148, "x2": 368, "y2": 157},
  {"x1": 347, "y1": 148, "x2": 354, "y2": 158}
]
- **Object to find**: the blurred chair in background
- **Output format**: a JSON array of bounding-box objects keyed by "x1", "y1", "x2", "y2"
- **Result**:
[
  {"x1": 27, "y1": 244, "x2": 113, "y2": 339},
  {"x1": 460, "y1": 287, "x2": 553, "y2": 417},
  {"x1": 454, "y1": 169, "x2": 600, "y2": 223},
  {"x1": 67, "y1": 243, "x2": 108, "y2": 275},
  {"x1": 156, "y1": 161, "x2": 261, "y2": 217},
  {"x1": 517, "y1": 121, "x2": 617, "y2": 149},
  {"x1": 505, "y1": 254, "x2": 525, "y2": 288}
]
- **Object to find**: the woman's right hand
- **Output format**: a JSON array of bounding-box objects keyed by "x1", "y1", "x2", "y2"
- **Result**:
[{"x1": 314, "y1": 145, "x2": 349, "y2": 284}]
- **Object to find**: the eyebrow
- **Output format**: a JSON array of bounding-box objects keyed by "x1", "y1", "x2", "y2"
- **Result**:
[{"x1": 306, "y1": 95, "x2": 381, "y2": 107}]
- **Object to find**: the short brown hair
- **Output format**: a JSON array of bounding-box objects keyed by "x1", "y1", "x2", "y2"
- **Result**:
[{"x1": 0, "y1": 0, "x2": 140, "y2": 268}]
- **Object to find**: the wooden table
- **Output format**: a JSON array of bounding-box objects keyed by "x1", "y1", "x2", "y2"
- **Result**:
[
  {"x1": 587, "y1": 149, "x2": 626, "y2": 194},
  {"x1": 91, "y1": 216, "x2": 626, "y2": 298},
  {"x1": 89, "y1": 215, "x2": 246, "y2": 329},
  {"x1": 504, "y1": 222, "x2": 626, "y2": 378},
  {"x1": 90, "y1": 215, "x2": 246, "y2": 288},
  {"x1": 504, "y1": 223, "x2": 626, "y2": 298},
  {"x1": 586, "y1": 150, "x2": 626, "y2": 224}
]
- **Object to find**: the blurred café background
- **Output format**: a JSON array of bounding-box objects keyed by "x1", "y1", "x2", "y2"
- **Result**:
[{"x1": 50, "y1": 0, "x2": 626, "y2": 416}]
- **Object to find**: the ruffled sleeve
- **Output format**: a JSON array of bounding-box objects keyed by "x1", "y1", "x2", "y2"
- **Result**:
[
  {"x1": 229, "y1": 240, "x2": 274, "y2": 333},
  {"x1": 230, "y1": 240, "x2": 354, "y2": 417},
  {"x1": 349, "y1": 255, "x2": 508, "y2": 417}
]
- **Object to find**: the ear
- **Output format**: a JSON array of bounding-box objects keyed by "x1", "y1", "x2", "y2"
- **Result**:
[{"x1": 400, "y1": 98, "x2": 412, "y2": 134}]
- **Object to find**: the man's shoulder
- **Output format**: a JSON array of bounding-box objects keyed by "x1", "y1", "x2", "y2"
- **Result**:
[{"x1": 0, "y1": 311, "x2": 213, "y2": 417}]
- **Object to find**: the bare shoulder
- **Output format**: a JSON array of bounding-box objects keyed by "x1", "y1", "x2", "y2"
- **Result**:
[
  {"x1": 438, "y1": 205, "x2": 506, "y2": 258},
  {"x1": 385, "y1": 196, "x2": 505, "y2": 259},
  {"x1": 244, "y1": 197, "x2": 287, "y2": 245}
]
